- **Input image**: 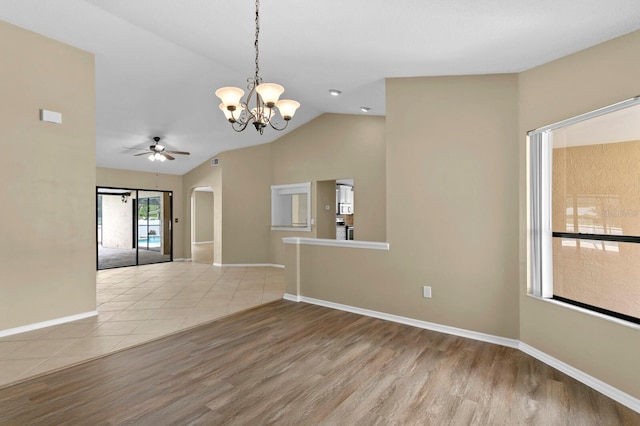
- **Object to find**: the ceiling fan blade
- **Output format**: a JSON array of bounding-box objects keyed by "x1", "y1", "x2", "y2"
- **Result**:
[
  {"x1": 133, "y1": 152, "x2": 151, "y2": 156},
  {"x1": 162, "y1": 153, "x2": 175, "y2": 160},
  {"x1": 123, "y1": 146, "x2": 148, "y2": 151},
  {"x1": 165, "y1": 150, "x2": 190, "y2": 155}
]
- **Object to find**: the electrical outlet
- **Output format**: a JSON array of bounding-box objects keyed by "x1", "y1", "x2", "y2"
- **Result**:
[{"x1": 422, "y1": 286, "x2": 432, "y2": 298}]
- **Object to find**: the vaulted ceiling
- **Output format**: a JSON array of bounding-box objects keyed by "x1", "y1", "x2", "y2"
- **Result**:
[{"x1": 2, "y1": 0, "x2": 640, "y2": 174}]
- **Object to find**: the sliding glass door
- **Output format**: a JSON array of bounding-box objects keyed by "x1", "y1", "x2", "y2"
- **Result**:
[
  {"x1": 97, "y1": 187, "x2": 173, "y2": 270},
  {"x1": 137, "y1": 191, "x2": 172, "y2": 266},
  {"x1": 137, "y1": 196, "x2": 161, "y2": 252}
]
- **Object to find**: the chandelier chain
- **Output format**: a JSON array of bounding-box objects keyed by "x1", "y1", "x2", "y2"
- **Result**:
[
  {"x1": 215, "y1": 0, "x2": 299, "y2": 133},
  {"x1": 254, "y1": 0, "x2": 260, "y2": 79}
]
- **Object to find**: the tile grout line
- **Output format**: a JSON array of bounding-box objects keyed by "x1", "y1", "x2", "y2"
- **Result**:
[{"x1": 0, "y1": 262, "x2": 285, "y2": 388}]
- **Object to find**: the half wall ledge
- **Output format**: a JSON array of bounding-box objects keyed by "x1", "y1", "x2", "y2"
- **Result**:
[{"x1": 282, "y1": 237, "x2": 390, "y2": 250}]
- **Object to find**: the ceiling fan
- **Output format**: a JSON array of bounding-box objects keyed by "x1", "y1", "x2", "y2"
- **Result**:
[{"x1": 130, "y1": 137, "x2": 190, "y2": 162}]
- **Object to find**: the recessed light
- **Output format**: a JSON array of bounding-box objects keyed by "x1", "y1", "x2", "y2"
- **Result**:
[
  {"x1": 360, "y1": 107, "x2": 371, "y2": 113},
  {"x1": 329, "y1": 89, "x2": 342, "y2": 96}
]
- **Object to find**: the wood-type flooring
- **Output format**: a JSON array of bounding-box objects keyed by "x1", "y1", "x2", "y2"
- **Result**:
[{"x1": 0, "y1": 300, "x2": 638, "y2": 425}]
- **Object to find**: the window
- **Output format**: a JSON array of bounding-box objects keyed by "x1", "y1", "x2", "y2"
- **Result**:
[
  {"x1": 271, "y1": 182, "x2": 311, "y2": 231},
  {"x1": 528, "y1": 96, "x2": 640, "y2": 325}
]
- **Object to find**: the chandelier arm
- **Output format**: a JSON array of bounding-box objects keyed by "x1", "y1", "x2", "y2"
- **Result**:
[
  {"x1": 231, "y1": 120, "x2": 250, "y2": 132},
  {"x1": 255, "y1": 89, "x2": 262, "y2": 116},
  {"x1": 230, "y1": 105, "x2": 244, "y2": 124},
  {"x1": 268, "y1": 116, "x2": 290, "y2": 131}
]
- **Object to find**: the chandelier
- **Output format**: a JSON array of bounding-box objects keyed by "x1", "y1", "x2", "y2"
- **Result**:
[{"x1": 215, "y1": 0, "x2": 300, "y2": 134}]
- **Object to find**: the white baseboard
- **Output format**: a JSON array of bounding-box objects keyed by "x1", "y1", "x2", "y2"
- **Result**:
[
  {"x1": 213, "y1": 263, "x2": 284, "y2": 268},
  {"x1": 174, "y1": 258, "x2": 191, "y2": 262},
  {"x1": 283, "y1": 293, "x2": 301, "y2": 302},
  {"x1": 287, "y1": 294, "x2": 518, "y2": 348},
  {"x1": 0, "y1": 311, "x2": 98, "y2": 338},
  {"x1": 283, "y1": 293, "x2": 640, "y2": 414},
  {"x1": 519, "y1": 343, "x2": 640, "y2": 413}
]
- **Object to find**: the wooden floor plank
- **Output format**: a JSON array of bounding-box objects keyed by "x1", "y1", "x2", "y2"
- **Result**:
[{"x1": 0, "y1": 300, "x2": 637, "y2": 425}]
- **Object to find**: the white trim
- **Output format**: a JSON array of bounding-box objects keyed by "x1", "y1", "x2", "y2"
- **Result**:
[
  {"x1": 519, "y1": 343, "x2": 640, "y2": 413},
  {"x1": 526, "y1": 294, "x2": 640, "y2": 331},
  {"x1": 271, "y1": 182, "x2": 312, "y2": 232},
  {"x1": 213, "y1": 263, "x2": 284, "y2": 268},
  {"x1": 174, "y1": 258, "x2": 191, "y2": 262},
  {"x1": 271, "y1": 226, "x2": 313, "y2": 232},
  {"x1": 283, "y1": 293, "x2": 301, "y2": 302},
  {"x1": 528, "y1": 96, "x2": 640, "y2": 134},
  {"x1": 0, "y1": 311, "x2": 98, "y2": 338},
  {"x1": 284, "y1": 295, "x2": 640, "y2": 413},
  {"x1": 192, "y1": 241, "x2": 214, "y2": 245},
  {"x1": 282, "y1": 237, "x2": 390, "y2": 251},
  {"x1": 271, "y1": 182, "x2": 311, "y2": 194},
  {"x1": 294, "y1": 295, "x2": 518, "y2": 348}
]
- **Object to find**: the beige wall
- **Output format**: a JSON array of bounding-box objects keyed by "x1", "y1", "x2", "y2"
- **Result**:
[
  {"x1": 288, "y1": 75, "x2": 520, "y2": 338},
  {"x1": 96, "y1": 167, "x2": 185, "y2": 259},
  {"x1": 193, "y1": 190, "x2": 214, "y2": 243},
  {"x1": 385, "y1": 74, "x2": 520, "y2": 337},
  {"x1": 269, "y1": 113, "x2": 387, "y2": 264},
  {"x1": 316, "y1": 180, "x2": 337, "y2": 239},
  {"x1": 520, "y1": 30, "x2": 640, "y2": 398},
  {"x1": 0, "y1": 21, "x2": 96, "y2": 330},
  {"x1": 217, "y1": 143, "x2": 272, "y2": 265},
  {"x1": 183, "y1": 143, "x2": 271, "y2": 265},
  {"x1": 182, "y1": 158, "x2": 222, "y2": 264},
  {"x1": 182, "y1": 113, "x2": 386, "y2": 266}
]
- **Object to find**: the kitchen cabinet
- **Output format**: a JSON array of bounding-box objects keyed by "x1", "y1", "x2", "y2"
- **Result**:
[
  {"x1": 337, "y1": 185, "x2": 354, "y2": 212},
  {"x1": 337, "y1": 185, "x2": 348, "y2": 203}
]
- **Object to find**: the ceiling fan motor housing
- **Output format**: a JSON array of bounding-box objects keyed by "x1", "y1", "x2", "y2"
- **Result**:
[{"x1": 130, "y1": 136, "x2": 189, "y2": 161}]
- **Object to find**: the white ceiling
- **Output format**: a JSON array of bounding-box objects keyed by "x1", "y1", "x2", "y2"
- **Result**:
[{"x1": 2, "y1": 0, "x2": 640, "y2": 175}]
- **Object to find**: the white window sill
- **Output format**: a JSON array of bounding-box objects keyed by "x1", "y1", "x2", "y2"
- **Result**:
[
  {"x1": 272, "y1": 226, "x2": 312, "y2": 232},
  {"x1": 526, "y1": 294, "x2": 640, "y2": 331}
]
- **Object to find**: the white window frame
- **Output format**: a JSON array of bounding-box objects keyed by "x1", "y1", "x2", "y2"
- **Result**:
[
  {"x1": 527, "y1": 96, "x2": 640, "y2": 299},
  {"x1": 271, "y1": 182, "x2": 312, "y2": 232}
]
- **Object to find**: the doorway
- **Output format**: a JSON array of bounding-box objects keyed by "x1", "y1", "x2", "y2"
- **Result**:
[
  {"x1": 97, "y1": 187, "x2": 173, "y2": 269},
  {"x1": 191, "y1": 187, "x2": 214, "y2": 264}
]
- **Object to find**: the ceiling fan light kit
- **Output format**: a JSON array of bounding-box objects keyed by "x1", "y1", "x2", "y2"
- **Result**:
[
  {"x1": 131, "y1": 136, "x2": 190, "y2": 162},
  {"x1": 215, "y1": 0, "x2": 300, "y2": 134},
  {"x1": 149, "y1": 152, "x2": 166, "y2": 162}
]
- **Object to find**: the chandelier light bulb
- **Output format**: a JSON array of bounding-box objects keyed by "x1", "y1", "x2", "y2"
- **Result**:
[
  {"x1": 276, "y1": 99, "x2": 300, "y2": 120},
  {"x1": 256, "y1": 83, "x2": 284, "y2": 107},
  {"x1": 215, "y1": 87, "x2": 245, "y2": 109},
  {"x1": 219, "y1": 103, "x2": 240, "y2": 122}
]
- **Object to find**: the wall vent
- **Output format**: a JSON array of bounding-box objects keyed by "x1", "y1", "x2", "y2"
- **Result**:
[{"x1": 211, "y1": 158, "x2": 220, "y2": 167}]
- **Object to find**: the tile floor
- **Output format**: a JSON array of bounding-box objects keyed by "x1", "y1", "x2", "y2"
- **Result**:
[{"x1": 0, "y1": 261, "x2": 285, "y2": 388}]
